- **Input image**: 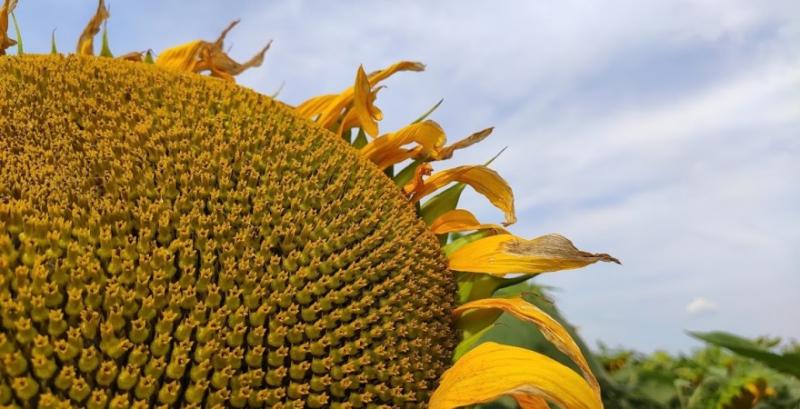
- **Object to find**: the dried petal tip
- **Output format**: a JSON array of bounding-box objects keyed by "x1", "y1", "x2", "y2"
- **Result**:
[
  {"x1": 0, "y1": 0, "x2": 18, "y2": 55},
  {"x1": 155, "y1": 21, "x2": 272, "y2": 81},
  {"x1": 76, "y1": 0, "x2": 109, "y2": 55},
  {"x1": 449, "y1": 233, "x2": 619, "y2": 276}
]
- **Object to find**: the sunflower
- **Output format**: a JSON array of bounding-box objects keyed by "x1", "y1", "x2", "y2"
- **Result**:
[{"x1": 0, "y1": 1, "x2": 619, "y2": 408}]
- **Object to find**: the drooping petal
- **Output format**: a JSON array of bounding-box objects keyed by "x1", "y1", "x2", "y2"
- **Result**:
[
  {"x1": 448, "y1": 233, "x2": 619, "y2": 276},
  {"x1": 0, "y1": 0, "x2": 18, "y2": 55},
  {"x1": 429, "y1": 342, "x2": 602, "y2": 409},
  {"x1": 76, "y1": 0, "x2": 109, "y2": 55},
  {"x1": 409, "y1": 165, "x2": 516, "y2": 226},
  {"x1": 361, "y1": 120, "x2": 446, "y2": 169},
  {"x1": 454, "y1": 297, "x2": 600, "y2": 395},
  {"x1": 514, "y1": 395, "x2": 551, "y2": 409},
  {"x1": 430, "y1": 209, "x2": 508, "y2": 235},
  {"x1": 435, "y1": 127, "x2": 494, "y2": 160},
  {"x1": 117, "y1": 51, "x2": 145, "y2": 62},
  {"x1": 155, "y1": 40, "x2": 208, "y2": 72}
]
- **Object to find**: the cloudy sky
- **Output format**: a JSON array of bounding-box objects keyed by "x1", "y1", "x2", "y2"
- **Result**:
[{"x1": 13, "y1": 0, "x2": 799, "y2": 352}]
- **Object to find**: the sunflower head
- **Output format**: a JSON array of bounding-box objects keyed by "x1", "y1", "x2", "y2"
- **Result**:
[{"x1": 0, "y1": 2, "x2": 617, "y2": 408}]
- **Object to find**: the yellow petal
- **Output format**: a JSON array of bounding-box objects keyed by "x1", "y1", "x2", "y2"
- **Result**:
[
  {"x1": 308, "y1": 60, "x2": 425, "y2": 129},
  {"x1": 454, "y1": 297, "x2": 600, "y2": 395},
  {"x1": 435, "y1": 127, "x2": 494, "y2": 160},
  {"x1": 448, "y1": 233, "x2": 620, "y2": 276},
  {"x1": 0, "y1": 0, "x2": 18, "y2": 55},
  {"x1": 361, "y1": 120, "x2": 446, "y2": 169},
  {"x1": 403, "y1": 163, "x2": 433, "y2": 197},
  {"x1": 350, "y1": 65, "x2": 380, "y2": 136},
  {"x1": 514, "y1": 395, "x2": 551, "y2": 409},
  {"x1": 208, "y1": 40, "x2": 271, "y2": 78},
  {"x1": 117, "y1": 51, "x2": 145, "y2": 62},
  {"x1": 155, "y1": 40, "x2": 209, "y2": 72},
  {"x1": 429, "y1": 209, "x2": 508, "y2": 235},
  {"x1": 367, "y1": 60, "x2": 426, "y2": 84},
  {"x1": 76, "y1": 0, "x2": 109, "y2": 56},
  {"x1": 295, "y1": 94, "x2": 340, "y2": 119},
  {"x1": 409, "y1": 165, "x2": 516, "y2": 225},
  {"x1": 155, "y1": 22, "x2": 269, "y2": 81},
  {"x1": 429, "y1": 342, "x2": 602, "y2": 409}
]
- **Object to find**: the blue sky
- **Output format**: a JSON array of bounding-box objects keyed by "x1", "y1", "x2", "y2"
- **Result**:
[{"x1": 11, "y1": 0, "x2": 800, "y2": 352}]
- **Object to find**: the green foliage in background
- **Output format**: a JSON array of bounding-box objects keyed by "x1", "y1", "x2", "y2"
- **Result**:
[{"x1": 470, "y1": 281, "x2": 800, "y2": 409}]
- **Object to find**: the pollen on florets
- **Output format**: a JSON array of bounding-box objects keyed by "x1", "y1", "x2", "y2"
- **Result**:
[{"x1": 0, "y1": 55, "x2": 457, "y2": 408}]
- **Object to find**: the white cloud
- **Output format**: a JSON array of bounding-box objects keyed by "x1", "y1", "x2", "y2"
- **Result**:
[{"x1": 686, "y1": 297, "x2": 719, "y2": 315}]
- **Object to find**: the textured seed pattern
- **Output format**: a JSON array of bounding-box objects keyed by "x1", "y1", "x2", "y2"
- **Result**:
[{"x1": 0, "y1": 55, "x2": 457, "y2": 408}]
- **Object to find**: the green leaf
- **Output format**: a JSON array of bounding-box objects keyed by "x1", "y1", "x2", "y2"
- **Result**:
[
  {"x1": 453, "y1": 324, "x2": 495, "y2": 361},
  {"x1": 412, "y1": 98, "x2": 443, "y2": 124},
  {"x1": 11, "y1": 12, "x2": 22, "y2": 55},
  {"x1": 442, "y1": 230, "x2": 489, "y2": 256},
  {"x1": 419, "y1": 183, "x2": 465, "y2": 225},
  {"x1": 50, "y1": 29, "x2": 58, "y2": 55},
  {"x1": 99, "y1": 24, "x2": 113, "y2": 57},
  {"x1": 352, "y1": 128, "x2": 368, "y2": 149},
  {"x1": 270, "y1": 81, "x2": 285, "y2": 99},
  {"x1": 144, "y1": 49, "x2": 155, "y2": 64},
  {"x1": 393, "y1": 160, "x2": 422, "y2": 187},
  {"x1": 689, "y1": 331, "x2": 800, "y2": 378}
]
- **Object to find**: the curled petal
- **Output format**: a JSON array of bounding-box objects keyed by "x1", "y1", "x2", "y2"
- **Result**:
[
  {"x1": 454, "y1": 297, "x2": 600, "y2": 395},
  {"x1": 304, "y1": 60, "x2": 425, "y2": 129},
  {"x1": 208, "y1": 40, "x2": 271, "y2": 78},
  {"x1": 76, "y1": 0, "x2": 109, "y2": 55},
  {"x1": 430, "y1": 209, "x2": 508, "y2": 235},
  {"x1": 155, "y1": 22, "x2": 269, "y2": 81},
  {"x1": 448, "y1": 233, "x2": 619, "y2": 275},
  {"x1": 340, "y1": 66, "x2": 382, "y2": 137},
  {"x1": 429, "y1": 342, "x2": 602, "y2": 409},
  {"x1": 403, "y1": 163, "x2": 433, "y2": 197},
  {"x1": 0, "y1": 0, "x2": 18, "y2": 55},
  {"x1": 368, "y1": 60, "x2": 425, "y2": 84},
  {"x1": 362, "y1": 120, "x2": 446, "y2": 169},
  {"x1": 409, "y1": 165, "x2": 516, "y2": 226}
]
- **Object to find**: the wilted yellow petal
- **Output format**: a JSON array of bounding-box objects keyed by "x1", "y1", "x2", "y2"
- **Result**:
[
  {"x1": 409, "y1": 165, "x2": 516, "y2": 225},
  {"x1": 0, "y1": 0, "x2": 18, "y2": 55},
  {"x1": 448, "y1": 233, "x2": 619, "y2": 276},
  {"x1": 454, "y1": 297, "x2": 600, "y2": 395},
  {"x1": 155, "y1": 40, "x2": 208, "y2": 72},
  {"x1": 76, "y1": 0, "x2": 109, "y2": 55},
  {"x1": 430, "y1": 209, "x2": 508, "y2": 235},
  {"x1": 435, "y1": 127, "x2": 494, "y2": 160},
  {"x1": 362, "y1": 120, "x2": 446, "y2": 169},
  {"x1": 339, "y1": 66, "x2": 382, "y2": 137},
  {"x1": 514, "y1": 395, "x2": 551, "y2": 409},
  {"x1": 208, "y1": 40, "x2": 271, "y2": 78},
  {"x1": 429, "y1": 342, "x2": 602, "y2": 409},
  {"x1": 403, "y1": 163, "x2": 433, "y2": 197},
  {"x1": 117, "y1": 51, "x2": 145, "y2": 62},
  {"x1": 368, "y1": 60, "x2": 425, "y2": 84},
  {"x1": 295, "y1": 94, "x2": 340, "y2": 119},
  {"x1": 155, "y1": 21, "x2": 269, "y2": 81},
  {"x1": 307, "y1": 60, "x2": 425, "y2": 129}
]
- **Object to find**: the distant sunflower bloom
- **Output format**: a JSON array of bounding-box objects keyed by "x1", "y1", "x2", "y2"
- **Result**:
[{"x1": 0, "y1": 1, "x2": 618, "y2": 408}]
